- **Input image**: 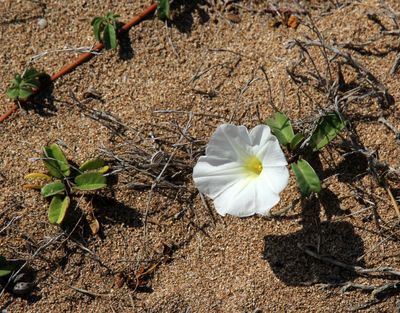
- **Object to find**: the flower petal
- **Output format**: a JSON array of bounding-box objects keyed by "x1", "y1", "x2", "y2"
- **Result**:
[
  {"x1": 213, "y1": 177, "x2": 257, "y2": 217},
  {"x1": 205, "y1": 124, "x2": 251, "y2": 162},
  {"x1": 257, "y1": 138, "x2": 288, "y2": 167},
  {"x1": 249, "y1": 124, "x2": 272, "y2": 146},
  {"x1": 254, "y1": 177, "x2": 281, "y2": 215},
  {"x1": 193, "y1": 156, "x2": 244, "y2": 199},
  {"x1": 261, "y1": 166, "x2": 289, "y2": 194},
  {"x1": 213, "y1": 176, "x2": 280, "y2": 217}
]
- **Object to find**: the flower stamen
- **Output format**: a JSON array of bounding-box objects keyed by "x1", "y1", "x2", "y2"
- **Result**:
[{"x1": 243, "y1": 155, "x2": 263, "y2": 176}]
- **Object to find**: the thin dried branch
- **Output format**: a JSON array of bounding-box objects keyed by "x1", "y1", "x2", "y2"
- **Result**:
[
  {"x1": 299, "y1": 244, "x2": 400, "y2": 277},
  {"x1": 50, "y1": 274, "x2": 110, "y2": 298},
  {"x1": 287, "y1": 38, "x2": 393, "y2": 108},
  {"x1": 0, "y1": 216, "x2": 21, "y2": 235},
  {"x1": 0, "y1": 233, "x2": 64, "y2": 299}
]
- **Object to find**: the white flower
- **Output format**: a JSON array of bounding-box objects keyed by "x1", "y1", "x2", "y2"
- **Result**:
[{"x1": 193, "y1": 124, "x2": 289, "y2": 217}]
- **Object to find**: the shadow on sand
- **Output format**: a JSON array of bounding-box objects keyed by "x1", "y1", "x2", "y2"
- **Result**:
[{"x1": 263, "y1": 194, "x2": 364, "y2": 285}]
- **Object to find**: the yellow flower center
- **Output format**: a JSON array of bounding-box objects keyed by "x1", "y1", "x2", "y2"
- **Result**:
[{"x1": 243, "y1": 155, "x2": 263, "y2": 176}]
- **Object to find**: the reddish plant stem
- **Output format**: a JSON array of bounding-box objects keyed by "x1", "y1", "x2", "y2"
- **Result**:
[
  {"x1": 49, "y1": 42, "x2": 104, "y2": 81},
  {"x1": 0, "y1": 2, "x2": 158, "y2": 123},
  {"x1": 0, "y1": 104, "x2": 17, "y2": 123}
]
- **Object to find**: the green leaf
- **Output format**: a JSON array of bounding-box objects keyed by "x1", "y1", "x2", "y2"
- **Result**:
[
  {"x1": 48, "y1": 195, "x2": 70, "y2": 225},
  {"x1": 289, "y1": 133, "x2": 304, "y2": 151},
  {"x1": 13, "y1": 75, "x2": 22, "y2": 85},
  {"x1": 0, "y1": 256, "x2": 14, "y2": 277},
  {"x1": 41, "y1": 181, "x2": 65, "y2": 197},
  {"x1": 22, "y1": 68, "x2": 40, "y2": 81},
  {"x1": 92, "y1": 18, "x2": 103, "y2": 42},
  {"x1": 6, "y1": 87, "x2": 20, "y2": 100},
  {"x1": 79, "y1": 158, "x2": 106, "y2": 172},
  {"x1": 96, "y1": 165, "x2": 109, "y2": 174},
  {"x1": 91, "y1": 16, "x2": 102, "y2": 26},
  {"x1": 103, "y1": 23, "x2": 117, "y2": 50},
  {"x1": 17, "y1": 88, "x2": 34, "y2": 100},
  {"x1": 42, "y1": 144, "x2": 71, "y2": 178},
  {"x1": 74, "y1": 172, "x2": 107, "y2": 191},
  {"x1": 0, "y1": 268, "x2": 13, "y2": 277},
  {"x1": 309, "y1": 112, "x2": 346, "y2": 151},
  {"x1": 106, "y1": 12, "x2": 120, "y2": 20},
  {"x1": 21, "y1": 81, "x2": 40, "y2": 89},
  {"x1": 266, "y1": 112, "x2": 295, "y2": 146},
  {"x1": 291, "y1": 159, "x2": 321, "y2": 196},
  {"x1": 25, "y1": 172, "x2": 52, "y2": 181},
  {"x1": 157, "y1": 0, "x2": 170, "y2": 20}
]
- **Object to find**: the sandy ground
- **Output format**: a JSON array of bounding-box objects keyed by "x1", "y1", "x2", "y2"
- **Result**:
[{"x1": 0, "y1": 0, "x2": 399, "y2": 312}]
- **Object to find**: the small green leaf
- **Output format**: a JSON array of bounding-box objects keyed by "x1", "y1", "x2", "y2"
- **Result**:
[
  {"x1": 266, "y1": 112, "x2": 295, "y2": 146},
  {"x1": 42, "y1": 144, "x2": 71, "y2": 178},
  {"x1": 25, "y1": 172, "x2": 52, "y2": 181},
  {"x1": 6, "y1": 87, "x2": 20, "y2": 100},
  {"x1": 41, "y1": 181, "x2": 65, "y2": 198},
  {"x1": 309, "y1": 112, "x2": 346, "y2": 151},
  {"x1": 48, "y1": 195, "x2": 70, "y2": 225},
  {"x1": 0, "y1": 256, "x2": 14, "y2": 277},
  {"x1": 91, "y1": 16, "x2": 102, "y2": 26},
  {"x1": 17, "y1": 88, "x2": 34, "y2": 100},
  {"x1": 0, "y1": 269, "x2": 12, "y2": 277},
  {"x1": 103, "y1": 23, "x2": 117, "y2": 50},
  {"x1": 157, "y1": 0, "x2": 170, "y2": 20},
  {"x1": 97, "y1": 165, "x2": 109, "y2": 174},
  {"x1": 291, "y1": 159, "x2": 321, "y2": 196},
  {"x1": 22, "y1": 68, "x2": 40, "y2": 81},
  {"x1": 92, "y1": 18, "x2": 103, "y2": 41},
  {"x1": 289, "y1": 133, "x2": 304, "y2": 151},
  {"x1": 21, "y1": 81, "x2": 40, "y2": 89},
  {"x1": 13, "y1": 75, "x2": 22, "y2": 85},
  {"x1": 79, "y1": 158, "x2": 106, "y2": 172},
  {"x1": 74, "y1": 172, "x2": 107, "y2": 191}
]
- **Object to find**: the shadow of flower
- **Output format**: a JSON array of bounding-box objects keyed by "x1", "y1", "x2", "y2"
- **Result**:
[{"x1": 263, "y1": 195, "x2": 364, "y2": 285}]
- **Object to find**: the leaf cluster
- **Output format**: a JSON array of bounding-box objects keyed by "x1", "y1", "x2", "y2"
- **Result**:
[
  {"x1": 267, "y1": 111, "x2": 346, "y2": 196},
  {"x1": 6, "y1": 68, "x2": 43, "y2": 101},
  {"x1": 25, "y1": 144, "x2": 108, "y2": 225},
  {"x1": 91, "y1": 12, "x2": 120, "y2": 50}
]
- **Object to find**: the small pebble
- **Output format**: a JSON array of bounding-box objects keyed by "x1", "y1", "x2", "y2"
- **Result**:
[
  {"x1": 12, "y1": 282, "x2": 35, "y2": 295},
  {"x1": 37, "y1": 18, "x2": 47, "y2": 29}
]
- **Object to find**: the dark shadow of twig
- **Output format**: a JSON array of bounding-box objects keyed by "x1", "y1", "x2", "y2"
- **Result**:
[
  {"x1": 117, "y1": 21, "x2": 134, "y2": 60},
  {"x1": 341, "y1": 44, "x2": 400, "y2": 58},
  {"x1": 0, "y1": 15, "x2": 42, "y2": 26},
  {"x1": 118, "y1": 31, "x2": 135, "y2": 60}
]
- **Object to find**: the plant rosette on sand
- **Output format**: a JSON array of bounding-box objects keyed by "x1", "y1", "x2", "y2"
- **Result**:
[{"x1": 193, "y1": 124, "x2": 289, "y2": 217}]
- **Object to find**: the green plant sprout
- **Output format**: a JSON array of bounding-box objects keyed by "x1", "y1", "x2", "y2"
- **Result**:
[
  {"x1": 266, "y1": 111, "x2": 346, "y2": 196},
  {"x1": 156, "y1": 0, "x2": 171, "y2": 20},
  {"x1": 25, "y1": 144, "x2": 109, "y2": 225},
  {"x1": 91, "y1": 12, "x2": 120, "y2": 50},
  {"x1": 6, "y1": 68, "x2": 44, "y2": 101}
]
